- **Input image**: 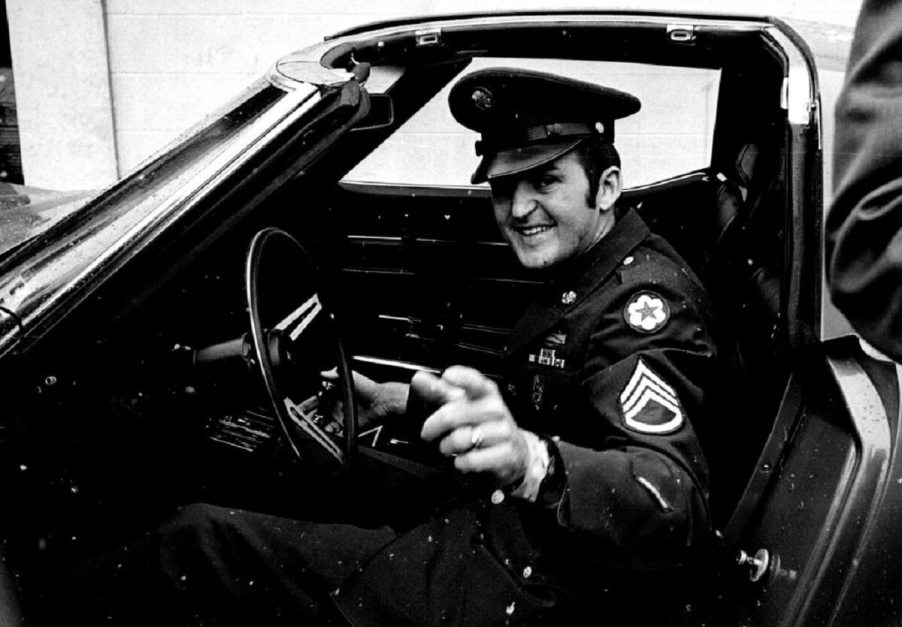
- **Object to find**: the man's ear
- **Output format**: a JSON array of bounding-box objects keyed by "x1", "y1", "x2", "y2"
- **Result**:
[{"x1": 595, "y1": 166, "x2": 622, "y2": 211}]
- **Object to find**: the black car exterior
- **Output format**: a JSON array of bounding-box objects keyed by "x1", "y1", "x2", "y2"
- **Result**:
[{"x1": 0, "y1": 10, "x2": 896, "y2": 626}]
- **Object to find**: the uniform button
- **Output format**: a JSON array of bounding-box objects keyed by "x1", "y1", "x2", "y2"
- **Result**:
[
  {"x1": 491, "y1": 489, "x2": 505, "y2": 505},
  {"x1": 561, "y1": 290, "x2": 577, "y2": 305},
  {"x1": 623, "y1": 255, "x2": 634, "y2": 266},
  {"x1": 522, "y1": 566, "x2": 533, "y2": 579}
]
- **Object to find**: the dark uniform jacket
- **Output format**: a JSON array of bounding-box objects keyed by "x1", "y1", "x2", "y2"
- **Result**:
[
  {"x1": 335, "y1": 209, "x2": 718, "y2": 625},
  {"x1": 827, "y1": 0, "x2": 902, "y2": 361}
]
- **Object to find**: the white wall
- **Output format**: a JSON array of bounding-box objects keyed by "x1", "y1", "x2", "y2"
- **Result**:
[
  {"x1": 104, "y1": 0, "x2": 400, "y2": 175},
  {"x1": 6, "y1": 0, "x2": 117, "y2": 190},
  {"x1": 7, "y1": 0, "x2": 861, "y2": 190}
]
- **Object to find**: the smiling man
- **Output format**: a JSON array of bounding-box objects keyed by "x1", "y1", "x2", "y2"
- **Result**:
[
  {"x1": 402, "y1": 68, "x2": 720, "y2": 520},
  {"x1": 44, "y1": 69, "x2": 722, "y2": 626}
]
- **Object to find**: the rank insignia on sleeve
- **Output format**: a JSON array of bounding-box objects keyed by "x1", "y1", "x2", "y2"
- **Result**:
[
  {"x1": 619, "y1": 359, "x2": 684, "y2": 434},
  {"x1": 624, "y1": 291, "x2": 670, "y2": 333}
]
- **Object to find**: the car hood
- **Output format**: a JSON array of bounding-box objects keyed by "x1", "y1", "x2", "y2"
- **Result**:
[{"x1": 0, "y1": 184, "x2": 96, "y2": 261}]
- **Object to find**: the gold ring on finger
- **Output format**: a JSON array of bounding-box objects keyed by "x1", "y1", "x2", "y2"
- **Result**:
[{"x1": 470, "y1": 427, "x2": 484, "y2": 450}]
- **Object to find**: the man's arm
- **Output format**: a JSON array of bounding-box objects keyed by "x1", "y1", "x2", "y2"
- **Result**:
[{"x1": 827, "y1": 0, "x2": 902, "y2": 360}]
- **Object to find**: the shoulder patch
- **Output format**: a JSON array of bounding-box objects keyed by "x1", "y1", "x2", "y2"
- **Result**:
[
  {"x1": 624, "y1": 291, "x2": 670, "y2": 333},
  {"x1": 619, "y1": 359, "x2": 684, "y2": 434}
]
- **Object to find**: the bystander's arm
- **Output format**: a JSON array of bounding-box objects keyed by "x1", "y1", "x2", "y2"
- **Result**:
[{"x1": 827, "y1": 0, "x2": 902, "y2": 360}]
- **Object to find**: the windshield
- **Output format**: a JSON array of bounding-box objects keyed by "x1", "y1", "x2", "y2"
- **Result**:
[
  {"x1": 0, "y1": 78, "x2": 285, "y2": 270},
  {"x1": 0, "y1": 76, "x2": 311, "y2": 341},
  {"x1": 0, "y1": 187, "x2": 96, "y2": 260}
]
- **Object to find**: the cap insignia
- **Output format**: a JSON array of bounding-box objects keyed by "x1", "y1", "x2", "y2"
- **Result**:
[{"x1": 471, "y1": 87, "x2": 494, "y2": 112}]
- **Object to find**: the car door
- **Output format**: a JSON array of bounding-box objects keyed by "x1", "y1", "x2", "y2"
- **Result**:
[{"x1": 690, "y1": 18, "x2": 902, "y2": 626}]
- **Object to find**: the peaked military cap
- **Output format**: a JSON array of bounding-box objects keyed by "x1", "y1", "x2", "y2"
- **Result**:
[{"x1": 448, "y1": 67, "x2": 641, "y2": 184}]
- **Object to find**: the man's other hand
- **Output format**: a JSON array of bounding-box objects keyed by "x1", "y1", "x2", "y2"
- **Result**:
[{"x1": 322, "y1": 369, "x2": 410, "y2": 428}]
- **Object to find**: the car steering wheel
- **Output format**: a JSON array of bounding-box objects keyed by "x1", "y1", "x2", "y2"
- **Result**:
[{"x1": 244, "y1": 227, "x2": 357, "y2": 466}]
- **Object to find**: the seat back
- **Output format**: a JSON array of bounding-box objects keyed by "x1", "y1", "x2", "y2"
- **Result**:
[
  {"x1": 703, "y1": 136, "x2": 790, "y2": 525},
  {"x1": 627, "y1": 131, "x2": 789, "y2": 525}
]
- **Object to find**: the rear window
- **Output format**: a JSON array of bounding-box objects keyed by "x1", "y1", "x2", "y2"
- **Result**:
[{"x1": 344, "y1": 58, "x2": 721, "y2": 189}]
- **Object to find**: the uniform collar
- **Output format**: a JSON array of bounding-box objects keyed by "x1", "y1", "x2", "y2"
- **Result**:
[
  {"x1": 546, "y1": 206, "x2": 649, "y2": 308},
  {"x1": 507, "y1": 207, "x2": 650, "y2": 355}
]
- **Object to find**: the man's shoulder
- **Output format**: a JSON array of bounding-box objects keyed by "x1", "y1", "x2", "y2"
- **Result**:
[
  {"x1": 605, "y1": 237, "x2": 716, "y2": 333},
  {"x1": 616, "y1": 237, "x2": 705, "y2": 292}
]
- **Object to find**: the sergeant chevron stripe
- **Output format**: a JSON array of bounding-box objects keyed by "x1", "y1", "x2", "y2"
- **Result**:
[{"x1": 619, "y1": 359, "x2": 684, "y2": 434}]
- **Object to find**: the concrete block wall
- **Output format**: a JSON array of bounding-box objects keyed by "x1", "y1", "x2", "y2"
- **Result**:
[
  {"x1": 7, "y1": 0, "x2": 860, "y2": 191},
  {"x1": 104, "y1": 0, "x2": 404, "y2": 175},
  {"x1": 6, "y1": 0, "x2": 117, "y2": 190}
]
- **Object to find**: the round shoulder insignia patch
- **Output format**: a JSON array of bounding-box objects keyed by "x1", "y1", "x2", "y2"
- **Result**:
[{"x1": 624, "y1": 291, "x2": 670, "y2": 333}]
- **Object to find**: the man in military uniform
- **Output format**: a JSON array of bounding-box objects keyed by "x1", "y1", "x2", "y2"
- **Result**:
[
  {"x1": 48, "y1": 69, "x2": 720, "y2": 625},
  {"x1": 827, "y1": 0, "x2": 902, "y2": 362}
]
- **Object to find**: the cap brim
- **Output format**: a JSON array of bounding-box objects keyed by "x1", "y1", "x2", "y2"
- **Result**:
[{"x1": 470, "y1": 139, "x2": 583, "y2": 184}]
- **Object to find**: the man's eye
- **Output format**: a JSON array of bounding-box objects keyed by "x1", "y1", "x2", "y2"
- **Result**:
[{"x1": 533, "y1": 175, "x2": 558, "y2": 189}]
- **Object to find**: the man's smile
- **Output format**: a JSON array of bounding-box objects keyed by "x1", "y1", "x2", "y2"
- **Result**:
[{"x1": 514, "y1": 224, "x2": 555, "y2": 237}]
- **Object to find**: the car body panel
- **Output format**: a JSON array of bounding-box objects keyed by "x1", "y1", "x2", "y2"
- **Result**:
[{"x1": 709, "y1": 351, "x2": 896, "y2": 625}]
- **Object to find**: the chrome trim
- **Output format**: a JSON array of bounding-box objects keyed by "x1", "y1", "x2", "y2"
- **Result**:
[
  {"x1": 329, "y1": 13, "x2": 769, "y2": 45},
  {"x1": 346, "y1": 235, "x2": 507, "y2": 248},
  {"x1": 269, "y1": 59, "x2": 355, "y2": 91},
  {"x1": 415, "y1": 28, "x2": 443, "y2": 47},
  {"x1": 338, "y1": 180, "x2": 491, "y2": 196},
  {"x1": 347, "y1": 235, "x2": 402, "y2": 242},
  {"x1": 352, "y1": 354, "x2": 440, "y2": 374}
]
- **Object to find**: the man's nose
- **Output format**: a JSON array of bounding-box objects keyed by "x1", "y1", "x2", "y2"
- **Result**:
[{"x1": 510, "y1": 181, "x2": 536, "y2": 220}]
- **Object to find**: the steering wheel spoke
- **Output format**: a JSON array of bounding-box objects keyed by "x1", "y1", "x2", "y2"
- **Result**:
[{"x1": 245, "y1": 227, "x2": 357, "y2": 465}]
